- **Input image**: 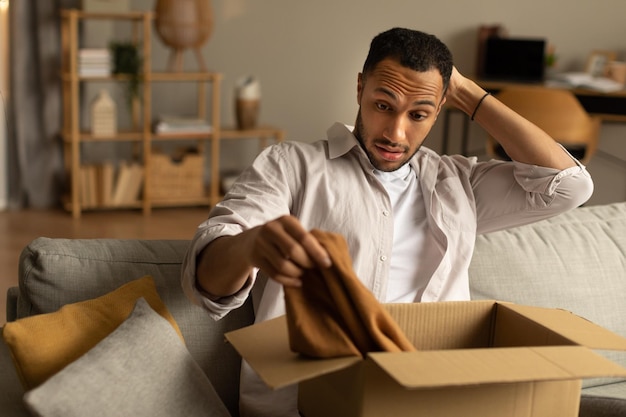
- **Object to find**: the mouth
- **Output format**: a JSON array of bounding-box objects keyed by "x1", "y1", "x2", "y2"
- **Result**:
[{"x1": 374, "y1": 143, "x2": 406, "y2": 162}]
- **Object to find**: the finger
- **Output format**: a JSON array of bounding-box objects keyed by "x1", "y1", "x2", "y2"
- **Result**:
[
  {"x1": 256, "y1": 237, "x2": 305, "y2": 278},
  {"x1": 257, "y1": 261, "x2": 303, "y2": 288},
  {"x1": 280, "y1": 221, "x2": 331, "y2": 268},
  {"x1": 298, "y1": 232, "x2": 332, "y2": 268},
  {"x1": 273, "y1": 273, "x2": 303, "y2": 288},
  {"x1": 259, "y1": 217, "x2": 316, "y2": 269}
]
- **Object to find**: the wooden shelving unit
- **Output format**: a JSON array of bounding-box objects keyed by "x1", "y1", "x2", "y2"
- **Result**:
[{"x1": 60, "y1": 9, "x2": 284, "y2": 218}]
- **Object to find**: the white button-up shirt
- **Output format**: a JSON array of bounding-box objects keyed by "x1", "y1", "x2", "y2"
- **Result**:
[{"x1": 181, "y1": 122, "x2": 593, "y2": 417}]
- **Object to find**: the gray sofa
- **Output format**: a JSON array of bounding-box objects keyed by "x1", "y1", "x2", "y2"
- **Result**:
[{"x1": 1, "y1": 202, "x2": 626, "y2": 417}]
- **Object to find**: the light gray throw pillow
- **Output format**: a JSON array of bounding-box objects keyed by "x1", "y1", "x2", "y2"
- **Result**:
[{"x1": 23, "y1": 297, "x2": 231, "y2": 417}]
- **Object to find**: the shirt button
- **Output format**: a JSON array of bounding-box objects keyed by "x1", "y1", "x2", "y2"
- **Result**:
[
  {"x1": 380, "y1": 255, "x2": 387, "y2": 262},
  {"x1": 382, "y1": 210, "x2": 390, "y2": 216}
]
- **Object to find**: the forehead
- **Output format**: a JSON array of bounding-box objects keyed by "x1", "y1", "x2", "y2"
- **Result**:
[{"x1": 365, "y1": 58, "x2": 445, "y2": 101}]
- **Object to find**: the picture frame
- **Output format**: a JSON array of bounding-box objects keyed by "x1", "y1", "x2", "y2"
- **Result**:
[{"x1": 585, "y1": 50, "x2": 617, "y2": 77}]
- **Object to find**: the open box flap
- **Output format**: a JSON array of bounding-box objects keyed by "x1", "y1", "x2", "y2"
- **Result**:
[
  {"x1": 499, "y1": 304, "x2": 626, "y2": 350},
  {"x1": 368, "y1": 345, "x2": 626, "y2": 389},
  {"x1": 225, "y1": 315, "x2": 360, "y2": 390},
  {"x1": 226, "y1": 302, "x2": 626, "y2": 391}
]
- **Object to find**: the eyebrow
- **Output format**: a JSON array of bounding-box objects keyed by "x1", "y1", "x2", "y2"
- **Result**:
[{"x1": 375, "y1": 87, "x2": 437, "y2": 108}]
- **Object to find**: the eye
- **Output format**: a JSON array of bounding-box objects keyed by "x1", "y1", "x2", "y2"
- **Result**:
[
  {"x1": 409, "y1": 111, "x2": 427, "y2": 121},
  {"x1": 376, "y1": 102, "x2": 391, "y2": 111}
]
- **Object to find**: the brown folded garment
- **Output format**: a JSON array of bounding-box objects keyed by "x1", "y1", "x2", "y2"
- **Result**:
[{"x1": 284, "y1": 229, "x2": 416, "y2": 358}]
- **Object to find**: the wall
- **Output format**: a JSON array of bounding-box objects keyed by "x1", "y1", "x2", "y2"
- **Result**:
[
  {"x1": 0, "y1": 1, "x2": 9, "y2": 210},
  {"x1": 125, "y1": 0, "x2": 626, "y2": 205}
]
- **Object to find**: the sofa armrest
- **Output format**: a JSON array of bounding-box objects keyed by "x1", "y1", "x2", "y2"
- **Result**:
[
  {"x1": 6, "y1": 287, "x2": 18, "y2": 323},
  {"x1": 0, "y1": 328, "x2": 28, "y2": 417}
]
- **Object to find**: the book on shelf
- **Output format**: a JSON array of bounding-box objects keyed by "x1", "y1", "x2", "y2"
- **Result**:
[
  {"x1": 79, "y1": 165, "x2": 99, "y2": 208},
  {"x1": 78, "y1": 48, "x2": 111, "y2": 77},
  {"x1": 97, "y1": 162, "x2": 115, "y2": 206},
  {"x1": 111, "y1": 161, "x2": 143, "y2": 206},
  {"x1": 79, "y1": 161, "x2": 143, "y2": 208},
  {"x1": 78, "y1": 48, "x2": 110, "y2": 58},
  {"x1": 79, "y1": 68, "x2": 111, "y2": 77},
  {"x1": 152, "y1": 115, "x2": 212, "y2": 135}
]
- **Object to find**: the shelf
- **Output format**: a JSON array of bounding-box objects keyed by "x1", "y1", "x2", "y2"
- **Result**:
[
  {"x1": 63, "y1": 198, "x2": 142, "y2": 212},
  {"x1": 150, "y1": 126, "x2": 286, "y2": 141},
  {"x1": 60, "y1": 9, "x2": 153, "y2": 21},
  {"x1": 150, "y1": 72, "x2": 222, "y2": 82},
  {"x1": 151, "y1": 132, "x2": 213, "y2": 141},
  {"x1": 60, "y1": 8, "x2": 284, "y2": 218},
  {"x1": 220, "y1": 126, "x2": 286, "y2": 150},
  {"x1": 60, "y1": 73, "x2": 139, "y2": 82},
  {"x1": 62, "y1": 130, "x2": 145, "y2": 143},
  {"x1": 150, "y1": 197, "x2": 211, "y2": 207},
  {"x1": 220, "y1": 126, "x2": 286, "y2": 139},
  {"x1": 57, "y1": 72, "x2": 223, "y2": 89}
]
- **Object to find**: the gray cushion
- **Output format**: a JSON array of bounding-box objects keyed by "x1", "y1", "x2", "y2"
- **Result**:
[
  {"x1": 579, "y1": 395, "x2": 626, "y2": 417},
  {"x1": 24, "y1": 298, "x2": 231, "y2": 417},
  {"x1": 582, "y1": 381, "x2": 626, "y2": 400}
]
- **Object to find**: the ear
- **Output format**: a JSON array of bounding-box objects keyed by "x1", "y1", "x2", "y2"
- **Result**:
[
  {"x1": 436, "y1": 96, "x2": 447, "y2": 117},
  {"x1": 357, "y1": 73, "x2": 363, "y2": 105}
]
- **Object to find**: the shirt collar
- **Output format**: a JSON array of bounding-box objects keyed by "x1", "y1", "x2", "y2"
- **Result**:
[{"x1": 326, "y1": 122, "x2": 361, "y2": 159}]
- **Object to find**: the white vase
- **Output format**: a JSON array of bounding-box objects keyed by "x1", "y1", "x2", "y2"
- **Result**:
[{"x1": 90, "y1": 90, "x2": 117, "y2": 137}]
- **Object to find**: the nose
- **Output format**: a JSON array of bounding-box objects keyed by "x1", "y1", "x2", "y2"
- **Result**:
[{"x1": 382, "y1": 115, "x2": 407, "y2": 143}]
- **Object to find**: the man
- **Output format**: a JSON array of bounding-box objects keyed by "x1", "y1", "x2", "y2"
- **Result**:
[{"x1": 182, "y1": 28, "x2": 593, "y2": 417}]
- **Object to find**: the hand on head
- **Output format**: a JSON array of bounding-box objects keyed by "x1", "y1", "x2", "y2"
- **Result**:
[{"x1": 444, "y1": 66, "x2": 471, "y2": 108}]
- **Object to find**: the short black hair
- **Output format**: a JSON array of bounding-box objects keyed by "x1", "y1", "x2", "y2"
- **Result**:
[{"x1": 362, "y1": 28, "x2": 453, "y2": 92}]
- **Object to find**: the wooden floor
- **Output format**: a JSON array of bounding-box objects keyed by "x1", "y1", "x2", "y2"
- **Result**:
[{"x1": 0, "y1": 207, "x2": 211, "y2": 325}]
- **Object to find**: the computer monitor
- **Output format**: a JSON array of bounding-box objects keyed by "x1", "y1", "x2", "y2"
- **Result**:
[{"x1": 482, "y1": 37, "x2": 546, "y2": 82}]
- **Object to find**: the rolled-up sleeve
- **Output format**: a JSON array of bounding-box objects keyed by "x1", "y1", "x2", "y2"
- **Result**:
[
  {"x1": 474, "y1": 158, "x2": 593, "y2": 235},
  {"x1": 180, "y1": 222, "x2": 255, "y2": 321}
]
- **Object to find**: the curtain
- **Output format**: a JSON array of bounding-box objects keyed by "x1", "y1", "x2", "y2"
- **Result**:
[{"x1": 7, "y1": 1, "x2": 79, "y2": 209}]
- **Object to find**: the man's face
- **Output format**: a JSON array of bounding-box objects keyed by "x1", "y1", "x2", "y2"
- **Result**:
[{"x1": 354, "y1": 58, "x2": 446, "y2": 172}]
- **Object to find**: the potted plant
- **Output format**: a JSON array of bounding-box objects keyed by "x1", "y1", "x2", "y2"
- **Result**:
[{"x1": 109, "y1": 41, "x2": 143, "y2": 106}]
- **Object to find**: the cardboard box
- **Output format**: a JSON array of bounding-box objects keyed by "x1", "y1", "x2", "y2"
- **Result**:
[{"x1": 226, "y1": 300, "x2": 626, "y2": 417}]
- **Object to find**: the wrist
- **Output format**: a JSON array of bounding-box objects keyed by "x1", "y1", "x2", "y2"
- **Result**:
[
  {"x1": 448, "y1": 78, "x2": 487, "y2": 116},
  {"x1": 471, "y1": 92, "x2": 491, "y2": 121}
]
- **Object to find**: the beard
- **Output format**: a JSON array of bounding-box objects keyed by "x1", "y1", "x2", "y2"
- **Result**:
[{"x1": 353, "y1": 109, "x2": 420, "y2": 172}]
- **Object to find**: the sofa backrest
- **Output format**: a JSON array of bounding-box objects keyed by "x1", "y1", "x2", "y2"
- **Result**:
[
  {"x1": 15, "y1": 237, "x2": 253, "y2": 417},
  {"x1": 469, "y1": 201, "x2": 626, "y2": 387}
]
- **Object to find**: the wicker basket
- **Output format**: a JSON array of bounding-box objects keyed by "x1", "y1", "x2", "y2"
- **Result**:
[{"x1": 149, "y1": 150, "x2": 205, "y2": 200}]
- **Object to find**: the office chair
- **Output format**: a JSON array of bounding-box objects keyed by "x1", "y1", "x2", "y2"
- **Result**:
[{"x1": 486, "y1": 86, "x2": 601, "y2": 165}]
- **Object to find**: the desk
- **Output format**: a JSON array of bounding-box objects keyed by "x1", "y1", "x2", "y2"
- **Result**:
[{"x1": 442, "y1": 79, "x2": 626, "y2": 155}]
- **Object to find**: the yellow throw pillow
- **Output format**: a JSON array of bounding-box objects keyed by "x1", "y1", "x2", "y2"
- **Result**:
[{"x1": 2, "y1": 275, "x2": 183, "y2": 390}]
